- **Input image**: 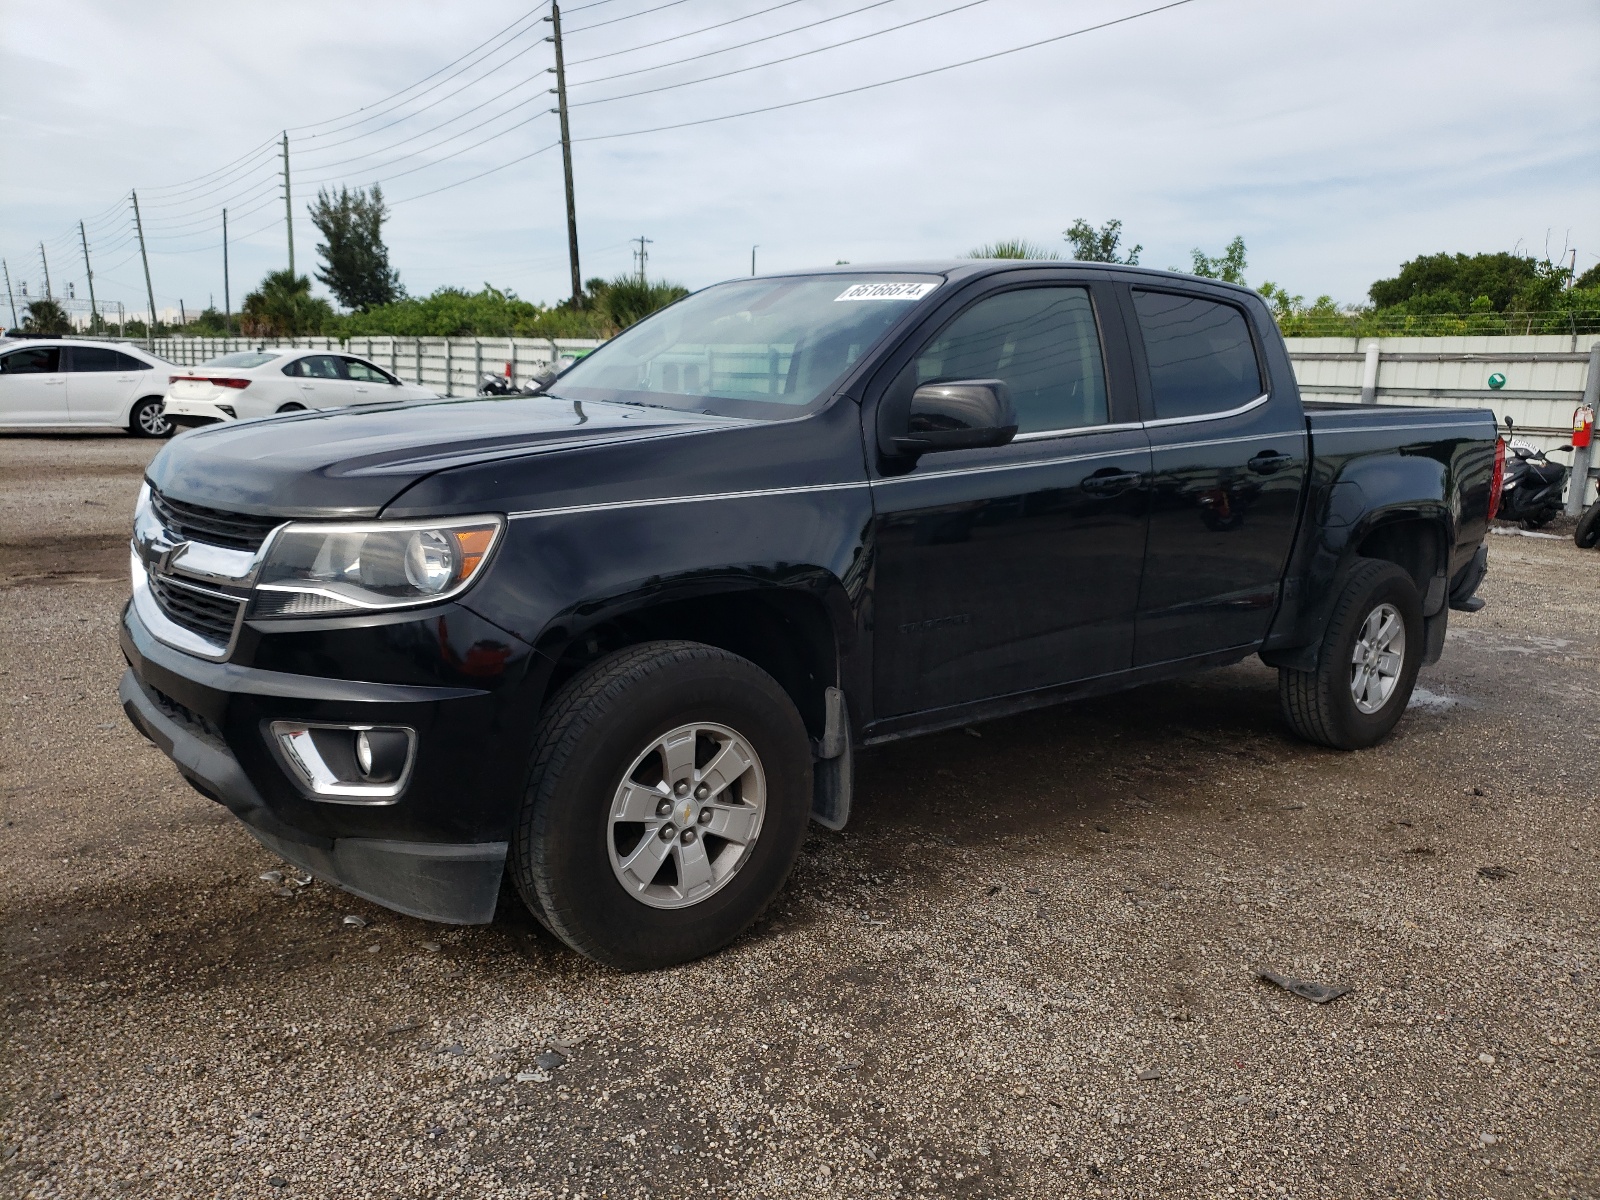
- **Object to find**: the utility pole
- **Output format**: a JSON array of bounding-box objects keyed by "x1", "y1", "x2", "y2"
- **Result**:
[
  {"x1": 282, "y1": 131, "x2": 295, "y2": 278},
  {"x1": 131, "y1": 190, "x2": 158, "y2": 348},
  {"x1": 546, "y1": 1, "x2": 581, "y2": 306},
  {"x1": 2, "y1": 259, "x2": 16, "y2": 329},
  {"x1": 78, "y1": 221, "x2": 99, "y2": 334},
  {"x1": 222, "y1": 207, "x2": 232, "y2": 336},
  {"x1": 751, "y1": 245, "x2": 758, "y2": 277},
  {"x1": 180, "y1": 299, "x2": 187, "y2": 327},
  {"x1": 633, "y1": 236, "x2": 652, "y2": 285},
  {"x1": 39, "y1": 243, "x2": 52, "y2": 301}
]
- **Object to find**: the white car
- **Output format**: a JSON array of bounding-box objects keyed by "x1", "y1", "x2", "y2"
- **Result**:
[
  {"x1": 163, "y1": 349, "x2": 437, "y2": 429},
  {"x1": 0, "y1": 337, "x2": 174, "y2": 436}
]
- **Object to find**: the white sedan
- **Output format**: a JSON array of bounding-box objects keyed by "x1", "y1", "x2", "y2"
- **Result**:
[
  {"x1": 163, "y1": 349, "x2": 437, "y2": 429},
  {"x1": 0, "y1": 337, "x2": 174, "y2": 436}
]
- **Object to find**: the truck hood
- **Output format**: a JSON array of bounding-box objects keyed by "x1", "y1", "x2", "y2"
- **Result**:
[{"x1": 144, "y1": 394, "x2": 743, "y2": 517}]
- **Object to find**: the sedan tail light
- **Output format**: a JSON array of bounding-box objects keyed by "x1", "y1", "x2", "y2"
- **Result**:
[{"x1": 168, "y1": 375, "x2": 252, "y2": 389}]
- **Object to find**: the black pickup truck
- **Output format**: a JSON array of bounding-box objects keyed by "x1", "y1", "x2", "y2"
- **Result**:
[{"x1": 120, "y1": 262, "x2": 1497, "y2": 970}]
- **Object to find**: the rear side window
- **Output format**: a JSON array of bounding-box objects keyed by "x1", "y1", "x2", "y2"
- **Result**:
[
  {"x1": 69, "y1": 346, "x2": 145, "y2": 371},
  {"x1": 205, "y1": 351, "x2": 280, "y2": 369},
  {"x1": 913, "y1": 287, "x2": 1107, "y2": 434},
  {"x1": 0, "y1": 346, "x2": 61, "y2": 373},
  {"x1": 1132, "y1": 291, "x2": 1262, "y2": 420}
]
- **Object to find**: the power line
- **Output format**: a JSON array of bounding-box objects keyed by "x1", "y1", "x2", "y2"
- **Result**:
[
  {"x1": 572, "y1": 0, "x2": 995, "y2": 107},
  {"x1": 567, "y1": 0, "x2": 697, "y2": 35},
  {"x1": 391, "y1": 140, "x2": 564, "y2": 206},
  {"x1": 576, "y1": 0, "x2": 1201, "y2": 140},
  {"x1": 571, "y1": 0, "x2": 907, "y2": 88},
  {"x1": 289, "y1": 3, "x2": 551, "y2": 136},
  {"x1": 567, "y1": 0, "x2": 809, "y2": 66},
  {"x1": 299, "y1": 104, "x2": 556, "y2": 190}
]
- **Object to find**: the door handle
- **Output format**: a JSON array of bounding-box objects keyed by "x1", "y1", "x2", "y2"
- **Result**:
[
  {"x1": 1248, "y1": 451, "x2": 1296, "y2": 475},
  {"x1": 1081, "y1": 468, "x2": 1143, "y2": 496}
]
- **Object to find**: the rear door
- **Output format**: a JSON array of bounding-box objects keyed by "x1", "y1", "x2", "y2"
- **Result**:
[
  {"x1": 1125, "y1": 286, "x2": 1308, "y2": 664},
  {"x1": 869, "y1": 275, "x2": 1151, "y2": 718},
  {"x1": 0, "y1": 345, "x2": 67, "y2": 425},
  {"x1": 66, "y1": 345, "x2": 149, "y2": 424}
]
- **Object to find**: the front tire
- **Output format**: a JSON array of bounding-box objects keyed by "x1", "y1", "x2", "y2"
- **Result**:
[
  {"x1": 1278, "y1": 560, "x2": 1423, "y2": 750},
  {"x1": 1576, "y1": 501, "x2": 1600, "y2": 550},
  {"x1": 510, "y1": 641, "x2": 812, "y2": 971},
  {"x1": 129, "y1": 397, "x2": 171, "y2": 438}
]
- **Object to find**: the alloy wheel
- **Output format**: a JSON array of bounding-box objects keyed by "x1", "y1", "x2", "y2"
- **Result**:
[{"x1": 1350, "y1": 602, "x2": 1405, "y2": 714}]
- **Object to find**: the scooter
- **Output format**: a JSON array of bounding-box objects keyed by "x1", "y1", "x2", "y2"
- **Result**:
[
  {"x1": 1498, "y1": 416, "x2": 1571, "y2": 529},
  {"x1": 1577, "y1": 499, "x2": 1600, "y2": 549}
]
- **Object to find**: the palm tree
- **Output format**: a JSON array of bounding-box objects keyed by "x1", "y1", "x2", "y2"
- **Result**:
[
  {"x1": 964, "y1": 240, "x2": 1060, "y2": 261},
  {"x1": 239, "y1": 271, "x2": 334, "y2": 336},
  {"x1": 21, "y1": 298, "x2": 73, "y2": 335}
]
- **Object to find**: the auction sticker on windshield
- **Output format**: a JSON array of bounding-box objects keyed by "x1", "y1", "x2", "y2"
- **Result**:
[{"x1": 834, "y1": 282, "x2": 939, "y2": 302}]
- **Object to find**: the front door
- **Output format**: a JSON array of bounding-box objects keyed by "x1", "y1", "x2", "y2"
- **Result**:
[
  {"x1": 870, "y1": 280, "x2": 1150, "y2": 719},
  {"x1": 290, "y1": 354, "x2": 359, "y2": 408},
  {"x1": 0, "y1": 345, "x2": 67, "y2": 425},
  {"x1": 1126, "y1": 287, "x2": 1308, "y2": 664}
]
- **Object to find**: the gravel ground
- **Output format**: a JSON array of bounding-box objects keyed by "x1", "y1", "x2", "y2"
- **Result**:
[{"x1": 1, "y1": 433, "x2": 1597, "y2": 1200}]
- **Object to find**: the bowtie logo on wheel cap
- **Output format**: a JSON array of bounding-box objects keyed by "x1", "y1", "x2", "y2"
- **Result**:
[{"x1": 676, "y1": 798, "x2": 697, "y2": 826}]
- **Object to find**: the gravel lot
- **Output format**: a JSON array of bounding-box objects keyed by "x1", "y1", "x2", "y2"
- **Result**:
[{"x1": 2, "y1": 433, "x2": 1597, "y2": 1200}]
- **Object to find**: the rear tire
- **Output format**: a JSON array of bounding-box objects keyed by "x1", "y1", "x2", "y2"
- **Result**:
[
  {"x1": 129, "y1": 397, "x2": 171, "y2": 438},
  {"x1": 1576, "y1": 501, "x2": 1600, "y2": 550},
  {"x1": 510, "y1": 640, "x2": 812, "y2": 971},
  {"x1": 1278, "y1": 560, "x2": 1423, "y2": 750},
  {"x1": 276, "y1": 402, "x2": 307, "y2": 414}
]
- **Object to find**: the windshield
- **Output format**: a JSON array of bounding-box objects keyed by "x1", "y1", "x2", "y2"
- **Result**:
[
  {"x1": 202, "y1": 351, "x2": 282, "y2": 369},
  {"x1": 550, "y1": 274, "x2": 942, "y2": 419}
]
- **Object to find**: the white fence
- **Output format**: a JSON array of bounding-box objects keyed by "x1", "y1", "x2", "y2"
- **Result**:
[{"x1": 148, "y1": 335, "x2": 604, "y2": 398}]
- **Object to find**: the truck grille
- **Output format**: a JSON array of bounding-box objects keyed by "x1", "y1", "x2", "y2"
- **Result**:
[
  {"x1": 148, "y1": 572, "x2": 246, "y2": 646},
  {"x1": 150, "y1": 489, "x2": 282, "y2": 552}
]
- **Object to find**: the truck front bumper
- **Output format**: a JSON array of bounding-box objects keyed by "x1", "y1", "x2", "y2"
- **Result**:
[{"x1": 119, "y1": 599, "x2": 537, "y2": 924}]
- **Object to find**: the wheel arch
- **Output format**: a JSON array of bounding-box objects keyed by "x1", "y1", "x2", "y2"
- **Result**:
[{"x1": 535, "y1": 577, "x2": 849, "y2": 745}]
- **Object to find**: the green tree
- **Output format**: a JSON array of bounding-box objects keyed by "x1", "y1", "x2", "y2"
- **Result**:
[
  {"x1": 1575, "y1": 261, "x2": 1600, "y2": 291},
  {"x1": 1064, "y1": 218, "x2": 1141, "y2": 264},
  {"x1": 1189, "y1": 236, "x2": 1248, "y2": 283},
  {"x1": 239, "y1": 270, "x2": 334, "y2": 336},
  {"x1": 965, "y1": 239, "x2": 1059, "y2": 260},
  {"x1": 597, "y1": 276, "x2": 690, "y2": 331},
  {"x1": 183, "y1": 306, "x2": 229, "y2": 335},
  {"x1": 309, "y1": 185, "x2": 402, "y2": 311},
  {"x1": 21, "y1": 298, "x2": 73, "y2": 334},
  {"x1": 1367, "y1": 251, "x2": 1537, "y2": 313}
]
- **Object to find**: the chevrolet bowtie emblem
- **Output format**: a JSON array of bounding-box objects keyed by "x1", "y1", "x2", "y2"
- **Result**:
[{"x1": 153, "y1": 540, "x2": 188, "y2": 575}]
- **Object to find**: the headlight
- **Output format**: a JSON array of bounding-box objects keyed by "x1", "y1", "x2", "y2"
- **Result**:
[{"x1": 252, "y1": 515, "x2": 503, "y2": 617}]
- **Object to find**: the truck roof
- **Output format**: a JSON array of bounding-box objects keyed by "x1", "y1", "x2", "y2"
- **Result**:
[{"x1": 743, "y1": 259, "x2": 1262, "y2": 298}]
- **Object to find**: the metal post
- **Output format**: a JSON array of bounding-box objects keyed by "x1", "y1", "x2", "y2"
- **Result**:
[
  {"x1": 547, "y1": 2, "x2": 582, "y2": 306},
  {"x1": 2, "y1": 259, "x2": 17, "y2": 329},
  {"x1": 1359, "y1": 340, "x2": 1380, "y2": 405},
  {"x1": 223, "y1": 208, "x2": 232, "y2": 335},
  {"x1": 510, "y1": 339, "x2": 518, "y2": 387},
  {"x1": 78, "y1": 222, "x2": 98, "y2": 334},
  {"x1": 282, "y1": 132, "x2": 295, "y2": 278},
  {"x1": 445, "y1": 340, "x2": 454, "y2": 397},
  {"x1": 1566, "y1": 343, "x2": 1600, "y2": 516},
  {"x1": 752, "y1": 245, "x2": 758, "y2": 277},
  {"x1": 633, "y1": 235, "x2": 652, "y2": 285},
  {"x1": 131, "y1": 191, "x2": 158, "y2": 349},
  {"x1": 415, "y1": 340, "x2": 422, "y2": 386},
  {"x1": 474, "y1": 338, "x2": 483, "y2": 391}
]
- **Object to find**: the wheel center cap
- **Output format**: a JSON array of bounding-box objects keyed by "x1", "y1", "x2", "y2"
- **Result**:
[{"x1": 676, "y1": 799, "x2": 697, "y2": 827}]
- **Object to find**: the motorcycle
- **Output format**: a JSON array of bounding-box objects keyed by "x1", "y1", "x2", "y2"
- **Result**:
[
  {"x1": 1497, "y1": 416, "x2": 1572, "y2": 529},
  {"x1": 1577, "y1": 498, "x2": 1600, "y2": 549}
]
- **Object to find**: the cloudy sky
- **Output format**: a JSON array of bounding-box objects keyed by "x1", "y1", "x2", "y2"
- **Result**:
[{"x1": 2, "y1": 0, "x2": 1596, "y2": 321}]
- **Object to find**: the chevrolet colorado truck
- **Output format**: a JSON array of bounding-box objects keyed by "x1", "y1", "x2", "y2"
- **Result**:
[{"x1": 119, "y1": 262, "x2": 1498, "y2": 970}]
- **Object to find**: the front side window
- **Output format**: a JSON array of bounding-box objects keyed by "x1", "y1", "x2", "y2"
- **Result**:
[
  {"x1": 1132, "y1": 291, "x2": 1262, "y2": 421},
  {"x1": 913, "y1": 287, "x2": 1107, "y2": 434},
  {"x1": 0, "y1": 347, "x2": 62, "y2": 374},
  {"x1": 550, "y1": 274, "x2": 942, "y2": 420},
  {"x1": 343, "y1": 358, "x2": 394, "y2": 384}
]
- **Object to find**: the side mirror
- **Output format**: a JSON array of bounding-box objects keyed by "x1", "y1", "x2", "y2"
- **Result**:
[
  {"x1": 1503, "y1": 415, "x2": 1514, "y2": 433},
  {"x1": 890, "y1": 379, "x2": 1017, "y2": 456}
]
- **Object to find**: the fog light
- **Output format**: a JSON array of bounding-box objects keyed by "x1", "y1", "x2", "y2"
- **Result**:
[
  {"x1": 268, "y1": 721, "x2": 416, "y2": 803},
  {"x1": 217, "y1": 404, "x2": 236, "y2": 418}
]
